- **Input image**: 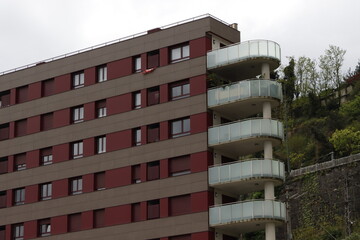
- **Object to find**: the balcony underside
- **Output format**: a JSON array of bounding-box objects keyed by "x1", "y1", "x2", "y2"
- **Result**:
[
  {"x1": 209, "y1": 57, "x2": 280, "y2": 81},
  {"x1": 210, "y1": 136, "x2": 282, "y2": 156},
  {"x1": 210, "y1": 97, "x2": 280, "y2": 119},
  {"x1": 212, "y1": 218, "x2": 285, "y2": 234},
  {"x1": 210, "y1": 177, "x2": 283, "y2": 195}
]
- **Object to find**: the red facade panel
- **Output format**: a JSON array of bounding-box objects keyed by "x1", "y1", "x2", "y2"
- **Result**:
[
  {"x1": 159, "y1": 83, "x2": 169, "y2": 103},
  {"x1": 54, "y1": 74, "x2": 71, "y2": 94},
  {"x1": 42, "y1": 79, "x2": 55, "y2": 97},
  {"x1": 16, "y1": 86, "x2": 28, "y2": 103},
  {"x1": 93, "y1": 209, "x2": 105, "y2": 228},
  {"x1": 0, "y1": 157, "x2": 7, "y2": 174},
  {"x1": 170, "y1": 155, "x2": 190, "y2": 176},
  {"x1": 190, "y1": 151, "x2": 210, "y2": 173},
  {"x1": 107, "y1": 58, "x2": 132, "y2": 80},
  {"x1": 68, "y1": 213, "x2": 82, "y2": 232},
  {"x1": 26, "y1": 150, "x2": 40, "y2": 169},
  {"x1": 82, "y1": 211, "x2": 94, "y2": 230},
  {"x1": 0, "y1": 124, "x2": 9, "y2": 141},
  {"x1": 189, "y1": 37, "x2": 209, "y2": 59},
  {"x1": 52, "y1": 179, "x2": 69, "y2": 198},
  {"x1": 52, "y1": 215, "x2": 68, "y2": 235},
  {"x1": 28, "y1": 82, "x2": 42, "y2": 101},
  {"x1": 24, "y1": 220, "x2": 37, "y2": 239},
  {"x1": 0, "y1": 191, "x2": 6, "y2": 208},
  {"x1": 160, "y1": 159, "x2": 169, "y2": 179},
  {"x1": 169, "y1": 195, "x2": 191, "y2": 216},
  {"x1": 107, "y1": 130, "x2": 132, "y2": 151},
  {"x1": 6, "y1": 189, "x2": 12, "y2": 207},
  {"x1": 26, "y1": 116, "x2": 40, "y2": 134},
  {"x1": 160, "y1": 198, "x2": 169, "y2": 218},
  {"x1": 84, "y1": 102, "x2": 95, "y2": 121},
  {"x1": 82, "y1": 173, "x2": 94, "y2": 193},
  {"x1": 10, "y1": 88, "x2": 16, "y2": 105},
  {"x1": 83, "y1": 138, "x2": 95, "y2": 157},
  {"x1": 40, "y1": 113, "x2": 53, "y2": 131},
  {"x1": 53, "y1": 108, "x2": 71, "y2": 128},
  {"x1": 107, "y1": 93, "x2": 132, "y2": 115},
  {"x1": 160, "y1": 47, "x2": 169, "y2": 67},
  {"x1": 190, "y1": 113, "x2": 208, "y2": 134},
  {"x1": 105, "y1": 166, "x2": 131, "y2": 188},
  {"x1": 132, "y1": 203, "x2": 141, "y2": 222},
  {"x1": 105, "y1": 205, "x2": 131, "y2": 226},
  {"x1": 53, "y1": 143, "x2": 70, "y2": 163},
  {"x1": 15, "y1": 119, "x2": 27, "y2": 137},
  {"x1": 25, "y1": 185, "x2": 38, "y2": 204},
  {"x1": 84, "y1": 67, "x2": 96, "y2": 86},
  {"x1": 191, "y1": 191, "x2": 209, "y2": 213},
  {"x1": 192, "y1": 232, "x2": 214, "y2": 240},
  {"x1": 190, "y1": 75, "x2": 207, "y2": 96},
  {"x1": 159, "y1": 121, "x2": 169, "y2": 141}
]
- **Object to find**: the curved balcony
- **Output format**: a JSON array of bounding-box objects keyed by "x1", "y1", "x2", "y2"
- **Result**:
[
  {"x1": 209, "y1": 159, "x2": 285, "y2": 194},
  {"x1": 209, "y1": 200, "x2": 286, "y2": 233},
  {"x1": 208, "y1": 79, "x2": 282, "y2": 119},
  {"x1": 207, "y1": 40, "x2": 281, "y2": 80},
  {"x1": 208, "y1": 118, "x2": 283, "y2": 156}
]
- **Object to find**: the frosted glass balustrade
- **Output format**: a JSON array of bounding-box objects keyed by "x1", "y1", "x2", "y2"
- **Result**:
[
  {"x1": 209, "y1": 200, "x2": 286, "y2": 225},
  {"x1": 207, "y1": 40, "x2": 281, "y2": 69},
  {"x1": 208, "y1": 80, "x2": 282, "y2": 108},
  {"x1": 209, "y1": 159, "x2": 285, "y2": 185},
  {"x1": 208, "y1": 119, "x2": 284, "y2": 146}
]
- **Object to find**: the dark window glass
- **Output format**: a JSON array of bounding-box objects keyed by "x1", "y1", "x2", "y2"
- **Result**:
[
  {"x1": 70, "y1": 177, "x2": 82, "y2": 195},
  {"x1": 14, "y1": 153, "x2": 26, "y2": 171},
  {"x1": 147, "y1": 87, "x2": 159, "y2": 106},
  {"x1": 169, "y1": 234, "x2": 191, "y2": 240},
  {"x1": 132, "y1": 203, "x2": 141, "y2": 222},
  {"x1": 147, "y1": 124, "x2": 159, "y2": 143},
  {"x1": 39, "y1": 218, "x2": 51, "y2": 237},
  {"x1": 68, "y1": 213, "x2": 82, "y2": 232},
  {"x1": 170, "y1": 43, "x2": 190, "y2": 63},
  {"x1": 15, "y1": 119, "x2": 27, "y2": 137},
  {"x1": 0, "y1": 157, "x2": 8, "y2": 174},
  {"x1": 94, "y1": 209, "x2": 105, "y2": 228},
  {"x1": 0, "y1": 226, "x2": 5, "y2": 239},
  {"x1": 147, "y1": 161, "x2": 159, "y2": 181},
  {"x1": 171, "y1": 118, "x2": 190, "y2": 138},
  {"x1": 169, "y1": 155, "x2": 190, "y2": 176},
  {"x1": 96, "y1": 100, "x2": 107, "y2": 118},
  {"x1": 16, "y1": 86, "x2": 28, "y2": 103},
  {"x1": 169, "y1": 195, "x2": 191, "y2": 216},
  {"x1": 170, "y1": 80, "x2": 190, "y2": 100},
  {"x1": 147, "y1": 200, "x2": 160, "y2": 219},
  {"x1": 0, "y1": 124, "x2": 9, "y2": 141},
  {"x1": 41, "y1": 113, "x2": 53, "y2": 131},
  {"x1": 133, "y1": 128, "x2": 141, "y2": 146},
  {"x1": 147, "y1": 50, "x2": 159, "y2": 69},
  {"x1": 42, "y1": 79, "x2": 55, "y2": 97},
  {"x1": 0, "y1": 90, "x2": 10, "y2": 108},
  {"x1": 41, "y1": 148, "x2": 53, "y2": 166},
  {"x1": 0, "y1": 191, "x2": 6, "y2": 208},
  {"x1": 132, "y1": 165, "x2": 141, "y2": 184},
  {"x1": 95, "y1": 172, "x2": 105, "y2": 190}
]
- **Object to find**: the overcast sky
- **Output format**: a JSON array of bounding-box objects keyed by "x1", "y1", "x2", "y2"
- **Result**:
[{"x1": 1, "y1": 0, "x2": 359, "y2": 75}]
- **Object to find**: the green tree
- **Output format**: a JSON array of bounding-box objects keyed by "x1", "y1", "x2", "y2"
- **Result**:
[
  {"x1": 295, "y1": 56, "x2": 319, "y2": 96},
  {"x1": 329, "y1": 127, "x2": 360, "y2": 156}
]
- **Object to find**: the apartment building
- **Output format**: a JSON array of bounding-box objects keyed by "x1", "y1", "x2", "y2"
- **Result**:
[{"x1": 0, "y1": 14, "x2": 285, "y2": 240}]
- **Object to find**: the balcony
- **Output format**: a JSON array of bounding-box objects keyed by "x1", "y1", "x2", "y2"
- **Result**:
[
  {"x1": 208, "y1": 79, "x2": 282, "y2": 119},
  {"x1": 209, "y1": 159, "x2": 285, "y2": 194},
  {"x1": 207, "y1": 40, "x2": 281, "y2": 80},
  {"x1": 209, "y1": 200, "x2": 286, "y2": 233},
  {"x1": 208, "y1": 118, "x2": 283, "y2": 156}
]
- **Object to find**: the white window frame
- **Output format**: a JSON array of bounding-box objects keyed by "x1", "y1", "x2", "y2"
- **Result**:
[
  {"x1": 72, "y1": 106, "x2": 84, "y2": 123},
  {"x1": 42, "y1": 154, "x2": 53, "y2": 166},
  {"x1": 134, "y1": 92, "x2": 141, "y2": 109},
  {"x1": 40, "y1": 221, "x2": 51, "y2": 237},
  {"x1": 72, "y1": 141, "x2": 83, "y2": 159},
  {"x1": 97, "y1": 65, "x2": 107, "y2": 82},
  {"x1": 97, "y1": 106, "x2": 107, "y2": 118},
  {"x1": 171, "y1": 118, "x2": 191, "y2": 138},
  {"x1": 70, "y1": 177, "x2": 83, "y2": 195},
  {"x1": 13, "y1": 224, "x2": 24, "y2": 240},
  {"x1": 97, "y1": 136, "x2": 106, "y2": 154},
  {"x1": 72, "y1": 72, "x2": 85, "y2": 89},
  {"x1": 134, "y1": 56, "x2": 141, "y2": 73},
  {"x1": 170, "y1": 44, "x2": 190, "y2": 63},
  {"x1": 14, "y1": 188, "x2": 25, "y2": 205},
  {"x1": 41, "y1": 183, "x2": 52, "y2": 200}
]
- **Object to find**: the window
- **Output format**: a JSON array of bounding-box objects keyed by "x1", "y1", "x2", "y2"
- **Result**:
[
  {"x1": 169, "y1": 195, "x2": 191, "y2": 216},
  {"x1": 68, "y1": 213, "x2": 82, "y2": 232},
  {"x1": 147, "y1": 87, "x2": 159, "y2": 106},
  {"x1": 72, "y1": 71, "x2": 84, "y2": 89},
  {"x1": 41, "y1": 113, "x2": 53, "y2": 131},
  {"x1": 0, "y1": 191, "x2": 6, "y2": 208},
  {"x1": 147, "y1": 161, "x2": 159, "y2": 181},
  {"x1": 12, "y1": 223, "x2": 24, "y2": 240},
  {"x1": 169, "y1": 235, "x2": 191, "y2": 240},
  {"x1": 170, "y1": 80, "x2": 190, "y2": 100},
  {"x1": 132, "y1": 165, "x2": 141, "y2": 183},
  {"x1": 94, "y1": 172, "x2": 105, "y2": 190},
  {"x1": 41, "y1": 148, "x2": 53, "y2": 166},
  {"x1": 39, "y1": 219, "x2": 51, "y2": 237},
  {"x1": 0, "y1": 157, "x2": 8, "y2": 174},
  {"x1": 147, "y1": 50, "x2": 159, "y2": 68},
  {"x1": 93, "y1": 209, "x2": 105, "y2": 228},
  {"x1": 0, "y1": 90, "x2": 10, "y2": 108},
  {"x1": 40, "y1": 183, "x2": 52, "y2": 200},
  {"x1": 96, "y1": 136, "x2": 106, "y2": 154},
  {"x1": 16, "y1": 86, "x2": 28, "y2": 103},
  {"x1": 0, "y1": 226, "x2": 5, "y2": 239},
  {"x1": 147, "y1": 200, "x2": 160, "y2": 219},
  {"x1": 133, "y1": 56, "x2": 141, "y2": 73},
  {"x1": 15, "y1": 119, "x2": 27, "y2": 137},
  {"x1": 14, "y1": 188, "x2": 25, "y2": 205},
  {"x1": 133, "y1": 128, "x2": 141, "y2": 146},
  {"x1": 147, "y1": 124, "x2": 159, "y2": 143},
  {"x1": 72, "y1": 106, "x2": 84, "y2": 123},
  {"x1": 132, "y1": 203, "x2": 141, "y2": 222},
  {"x1": 71, "y1": 141, "x2": 83, "y2": 159},
  {"x1": 0, "y1": 123, "x2": 9, "y2": 141},
  {"x1": 97, "y1": 65, "x2": 107, "y2": 82},
  {"x1": 171, "y1": 118, "x2": 190, "y2": 138},
  {"x1": 42, "y1": 79, "x2": 54, "y2": 97},
  {"x1": 14, "y1": 153, "x2": 26, "y2": 171},
  {"x1": 96, "y1": 100, "x2": 107, "y2": 118},
  {"x1": 170, "y1": 43, "x2": 190, "y2": 63},
  {"x1": 133, "y1": 91, "x2": 141, "y2": 109},
  {"x1": 169, "y1": 155, "x2": 190, "y2": 176},
  {"x1": 70, "y1": 177, "x2": 83, "y2": 195}
]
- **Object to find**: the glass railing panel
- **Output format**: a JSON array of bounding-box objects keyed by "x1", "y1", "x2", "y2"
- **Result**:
[
  {"x1": 259, "y1": 41, "x2": 268, "y2": 56},
  {"x1": 276, "y1": 44, "x2": 281, "y2": 59},
  {"x1": 228, "y1": 44, "x2": 239, "y2": 63},
  {"x1": 274, "y1": 201, "x2": 281, "y2": 218},
  {"x1": 250, "y1": 80, "x2": 260, "y2": 97},
  {"x1": 208, "y1": 89, "x2": 217, "y2": 106},
  {"x1": 240, "y1": 120, "x2": 252, "y2": 137},
  {"x1": 219, "y1": 125, "x2": 230, "y2": 142},
  {"x1": 249, "y1": 41, "x2": 259, "y2": 56},
  {"x1": 218, "y1": 85, "x2": 230, "y2": 104},
  {"x1": 263, "y1": 159, "x2": 272, "y2": 176},
  {"x1": 209, "y1": 207, "x2": 220, "y2": 225},
  {"x1": 253, "y1": 201, "x2": 264, "y2": 217},
  {"x1": 230, "y1": 162, "x2": 242, "y2": 181},
  {"x1": 272, "y1": 160, "x2": 280, "y2": 177},
  {"x1": 261, "y1": 119, "x2": 271, "y2": 135},
  {"x1": 220, "y1": 165, "x2": 230, "y2": 182},
  {"x1": 271, "y1": 120, "x2": 278, "y2": 136},
  {"x1": 252, "y1": 160, "x2": 262, "y2": 176},
  {"x1": 209, "y1": 166, "x2": 218, "y2": 185},
  {"x1": 230, "y1": 122, "x2": 241, "y2": 140},
  {"x1": 264, "y1": 200, "x2": 274, "y2": 218},
  {"x1": 270, "y1": 81, "x2": 279, "y2": 98},
  {"x1": 281, "y1": 201, "x2": 286, "y2": 218},
  {"x1": 239, "y1": 81, "x2": 250, "y2": 99},
  {"x1": 207, "y1": 51, "x2": 217, "y2": 69},
  {"x1": 268, "y1": 41, "x2": 276, "y2": 57},
  {"x1": 238, "y1": 43, "x2": 249, "y2": 59},
  {"x1": 217, "y1": 48, "x2": 229, "y2": 67},
  {"x1": 260, "y1": 80, "x2": 269, "y2": 96},
  {"x1": 232, "y1": 203, "x2": 243, "y2": 221},
  {"x1": 279, "y1": 162, "x2": 285, "y2": 178},
  {"x1": 221, "y1": 204, "x2": 232, "y2": 223},
  {"x1": 229, "y1": 83, "x2": 239, "y2": 102},
  {"x1": 242, "y1": 201, "x2": 253, "y2": 220},
  {"x1": 240, "y1": 160, "x2": 252, "y2": 178},
  {"x1": 251, "y1": 119, "x2": 261, "y2": 136},
  {"x1": 208, "y1": 127, "x2": 218, "y2": 145}
]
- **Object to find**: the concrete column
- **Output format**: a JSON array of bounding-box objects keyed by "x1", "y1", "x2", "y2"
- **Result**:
[
  {"x1": 215, "y1": 232, "x2": 223, "y2": 240},
  {"x1": 213, "y1": 111, "x2": 221, "y2": 125},
  {"x1": 261, "y1": 63, "x2": 270, "y2": 79},
  {"x1": 264, "y1": 141, "x2": 273, "y2": 159},
  {"x1": 214, "y1": 151, "x2": 222, "y2": 165},
  {"x1": 265, "y1": 222, "x2": 276, "y2": 240},
  {"x1": 214, "y1": 191, "x2": 222, "y2": 205},
  {"x1": 264, "y1": 181, "x2": 275, "y2": 200},
  {"x1": 263, "y1": 102, "x2": 271, "y2": 119}
]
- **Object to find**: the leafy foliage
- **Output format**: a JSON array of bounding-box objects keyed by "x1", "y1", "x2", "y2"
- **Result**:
[{"x1": 329, "y1": 127, "x2": 360, "y2": 156}]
